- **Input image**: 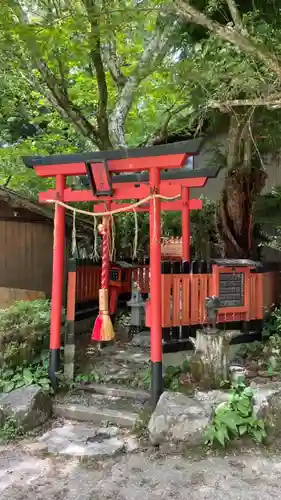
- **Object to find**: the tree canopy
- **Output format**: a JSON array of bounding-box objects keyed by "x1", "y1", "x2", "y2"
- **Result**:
[{"x1": 1, "y1": 0, "x2": 281, "y2": 257}]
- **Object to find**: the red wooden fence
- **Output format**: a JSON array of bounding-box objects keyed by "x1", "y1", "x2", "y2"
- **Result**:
[
  {"x1": 75, "y1": 263, "x2": 149, "y2": 303},
  {"x1": 145, "y1": 269, "x2": 279, "y2": 328},
  {"x1": 72, "y1": 260, "x2": 279, "y2": 327}
]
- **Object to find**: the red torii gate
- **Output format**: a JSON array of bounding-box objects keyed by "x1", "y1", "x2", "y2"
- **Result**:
[{"x1": 23, "y1": 140, "x2": 219, "y2": 407}]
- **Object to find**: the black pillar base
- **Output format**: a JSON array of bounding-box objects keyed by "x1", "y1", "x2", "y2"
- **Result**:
[
  {"x1": 151, "y1": 361, "x2": 163, "y2": 409},
  {"x1": 49, "y1": 349, "x2": 60, "y2": 389}
]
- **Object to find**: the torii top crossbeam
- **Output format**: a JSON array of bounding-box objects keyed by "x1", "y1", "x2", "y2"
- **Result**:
[{"x1": 23, "y1": 139, "x2": 219, "y2": 408}]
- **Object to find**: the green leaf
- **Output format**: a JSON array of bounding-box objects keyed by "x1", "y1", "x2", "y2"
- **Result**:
[
  {"x1": 41, "y1": 384, "x2": 50, "y2": 392},
  {"x1": 253, "y1": 429, "x2": 263, "y2": 443},
  {"x1": 15, "y1": 380, "x2": 25, "y2": 389},
  {"x1": 223, "y1": 416, "x2": 238, "y2": 433},
  {"x1": 243, "y1": 387, "x2": 254, "y2": 398},
  {"x1": 267, "y1": 365, "x2": 274, "y2": 377},
  {"x1": 238, "y1": 425, "x2": 248, "y2": 436},
  {"x1": 3, "y1": 381, "x2": 15, "y2": 393},
  {"x1": 23, "y1": 368, "x2": 33, "y2": 384},
  {"x1": 182, "y1": 360, "x2": 189, "y2": 373},
  {"x1": 216, "y1": 427, "x2": 228, "y2": 446}
]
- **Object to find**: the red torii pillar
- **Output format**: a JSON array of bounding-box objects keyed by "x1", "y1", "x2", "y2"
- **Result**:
[
  {"x1": 149, "y1": 167, "x2": 163, "y2": 405},
  {"x1": 49, "y1": 174, "x2": 65, "y2": 380}
]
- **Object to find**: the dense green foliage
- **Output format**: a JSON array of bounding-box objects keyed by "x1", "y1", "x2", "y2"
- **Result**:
[
  {"x1": 0, "y1": 352, "x2": 51, "y2": 393},
  {"x1": 0, "y1": 418, "x2": 24, "y2": 442},
  {"x1": 1, "y1": 1, "x2": 281, "y2": 253},
  {"x1": 204, "y1": 377, "x2": 267, "y2": 447},
  {"x1": 0, "y1": 299, "x2": 52, "y2": 368}
]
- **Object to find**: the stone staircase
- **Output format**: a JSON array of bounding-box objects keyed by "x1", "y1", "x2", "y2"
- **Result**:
[
  {"x1": 35, "y1": 382, "x2": 151, "y2": 459},
  {"x1": 54, "y1": 383, "x2": 151, "y2": 428}
]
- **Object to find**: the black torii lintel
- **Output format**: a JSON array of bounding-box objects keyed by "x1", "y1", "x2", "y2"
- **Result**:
[{"x1": 22, "y1": 139, "x2": 203, "y2": 168}]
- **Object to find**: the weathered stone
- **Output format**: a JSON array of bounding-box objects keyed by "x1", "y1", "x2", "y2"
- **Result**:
[
  {"x1": 124, "y1": 436, "x2": 141, "y2": 452},
  {"x1": 0, "y1": 408, "x2": 5, "y2": 427},
  {"x1": 149, "y1": 384, "x2": 281, "y2": 446},
  {"x1": 79, "y1": 383, "x2": 150, "y2": 401},
  {"x1": 148, "y1": 391, "x2": 209, "y2": 446},
  {"x1": 253, "y1": 382, "x2": 281, "y2": 423},
  {"x1": 39, "y1": 422, "x2": 125, "y2": 458},
  {"x1": 0, "y1": 385, "x2": 52, "y2": 431},
  {"x1": 194, "y1": 389, "x2": 227, "y2": 415},
  {"x1": 53, "y1": 402, "x2": 138, "y2": 427},
  {"x1": 130, "y1": 332, "x2": 150, "y2": 349}
]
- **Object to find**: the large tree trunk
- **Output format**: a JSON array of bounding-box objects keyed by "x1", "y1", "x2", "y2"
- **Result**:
[{"x1": 217, "y1": 112, "x2": 267, "y2": 259}]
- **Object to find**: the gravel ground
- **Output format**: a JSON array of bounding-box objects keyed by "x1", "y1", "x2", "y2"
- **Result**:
[{"x1": 1, "y1": 444, "x2": 281, "y2": 500}]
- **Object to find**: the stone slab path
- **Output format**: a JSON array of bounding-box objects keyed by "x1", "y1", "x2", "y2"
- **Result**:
[
  {"x1": 1, "y1": 440, "x2": 281, "y2": 500},
  {"x1": 36, "y1": 420, "x2": 140, "y2": 457}
]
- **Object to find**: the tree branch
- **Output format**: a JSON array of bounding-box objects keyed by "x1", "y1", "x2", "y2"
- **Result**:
[
  {"x1": 109, "y1": 25, "x2": 172, "y2": 148},
  {"x1": 225, "y1": 0, "x2": 244, "y2": 32},
  {"x1": 209, "y1": 94, "x2": 281, "y2": 109},
  {"x1": 28, "y1": 62, "x2": 103, "y2": 148},
  {"x1": 102, "y1": 41, "x2": 126, "y2": 90},
  {"x1": 82, "y1": 0, "x2": 112, "y2": 149},
  {"x1": 12, "y1": 0, "x2": 103, "y2": 148},
  {"x1": 173, "y1": 0, "x2": 281, "y2": 79}
]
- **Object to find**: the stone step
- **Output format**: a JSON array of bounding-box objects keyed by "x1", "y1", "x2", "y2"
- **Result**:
[
  {"x1": 77, "y1": 383, "x2": 151, "y2": 402},
  {"x1": 53, "y1": 403, "x2": 138, "y2": 428},
  {"x1": 32, "y1": 421, "x2": 141, "y2": 458}
]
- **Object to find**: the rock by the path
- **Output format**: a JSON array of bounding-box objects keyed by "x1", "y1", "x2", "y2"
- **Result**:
[
  {"x1": 130, "y1": 332, "x2": 150, "y2": 349},
  {"x1": 148, "y1": 391, "x2": 209, "y2": 446},
  {"x1": 0, "y1": 385, "x2": 52, "y2": 431},
  {"x1": 149, "y1": 383, "x2": 281, "y2": 446},
  {"x1": 38, "y1": 421, "x2": 139, "y2": 457},
  {"x1": 194, "y1": 389, "x2": 227, "y2": 414},
  {"x1": 0, "y1": 408, "x2": 4, "y2": 427},
  {"x1": 254, "y1": 381, "x2": 281, "y2": 435}
]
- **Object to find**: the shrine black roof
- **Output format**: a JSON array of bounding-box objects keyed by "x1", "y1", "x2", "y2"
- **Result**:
[{"x1": 22, "y1": 139, "x2": 203, "y2": 168}]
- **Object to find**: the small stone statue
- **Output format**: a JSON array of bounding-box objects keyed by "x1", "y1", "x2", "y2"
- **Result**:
[
  {"x1": 205, "y1": 295, "x2": 220, "y2": 332},
  {"x1": 127, "y1": 281, "x2": 145, "y2": 337}
]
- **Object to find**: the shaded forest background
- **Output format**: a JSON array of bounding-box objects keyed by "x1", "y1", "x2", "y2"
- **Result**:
[{"x1": 1, "y1": 0, "x2": 281, "y2": 259}]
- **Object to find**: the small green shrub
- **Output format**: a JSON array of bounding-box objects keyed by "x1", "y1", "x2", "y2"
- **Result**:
[
  {"x1": 163, "y1": 359, "x2": 190, "y2": 391},
  {"x1": 263, "y1": 307, "x2": 281, "y2": 339},
  {"x1": 130, "y1": 360, "x2": 191, "y2": 392},
  {"x1": 204, "y1": 377, "x2": 267, "y2": 447},
  {"x1": 0, "y1": 351, "x2": 52, "y2": 393},
  {"x1": 235, "y1": 341, "x2": 264, "y2": 360},
  {"x1": 0, "y1": 299, "x2": 52, "y2": 368},
  {"x1": 0, "y1": 417, "x2": 23, "y2": 442},
  {"x1": 0, "y1": 299, "x2": 65, "y2": 369},
  {"x1": 130, "y1": 364, "x2": 151, "y2": 390},
  {"x1": 134, "y1": 407, "x2": 152, "y2": 438},
  {"x1": 75, "y1": 370, "x2": 102, "y2": 384}
]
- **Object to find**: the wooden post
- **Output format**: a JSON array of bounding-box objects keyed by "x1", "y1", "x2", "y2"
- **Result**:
[
  {"x1": 64, "y1": 258, "x2": 77, "y2": 381},
  {"x1": 182, "y1": 186, "x2": 190, "y2": 261},
  {"x1": 149, "y1": 166, "x2": 163, "y2": 408},
  {"x1": 49, "y1": 174, "x2": 65, "y2": 383}
]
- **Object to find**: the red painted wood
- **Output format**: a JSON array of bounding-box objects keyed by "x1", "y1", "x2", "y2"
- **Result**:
[
  {"x1": 172, "y1": 275, "x2": 181, "y2": 326},
  {"x1": 149, "y1": 167, "x2": 162, "y2": 363},
  {"x1": 181, "y1": 276, "x2": 190, "y2": 325},
  {"x1": 93, "y1": 199, "x2": 203, "y2": 213},
  {"x1": 66, "y1": 271, "x2": 76, "y2": 322},
  {"x1": 50, "y1": 175, "x2": 65, "y2": 350},
  {"x1": 39, "y1": 180, "x2": 206, "y2": 204},
  {"x1": 34, "y1": 153, "x2": 187, "y2": 177},
  {"x1": 181, "y1": 187, "x2": 190, "y2": 261},
  {"x1": 161, "y1": 275, "x2": 173, "y2": 328}
]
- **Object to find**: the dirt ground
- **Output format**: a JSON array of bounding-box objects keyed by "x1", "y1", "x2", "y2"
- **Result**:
[{"x1": 1, "y1": 442, "x2": 281, "y2": 500}]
